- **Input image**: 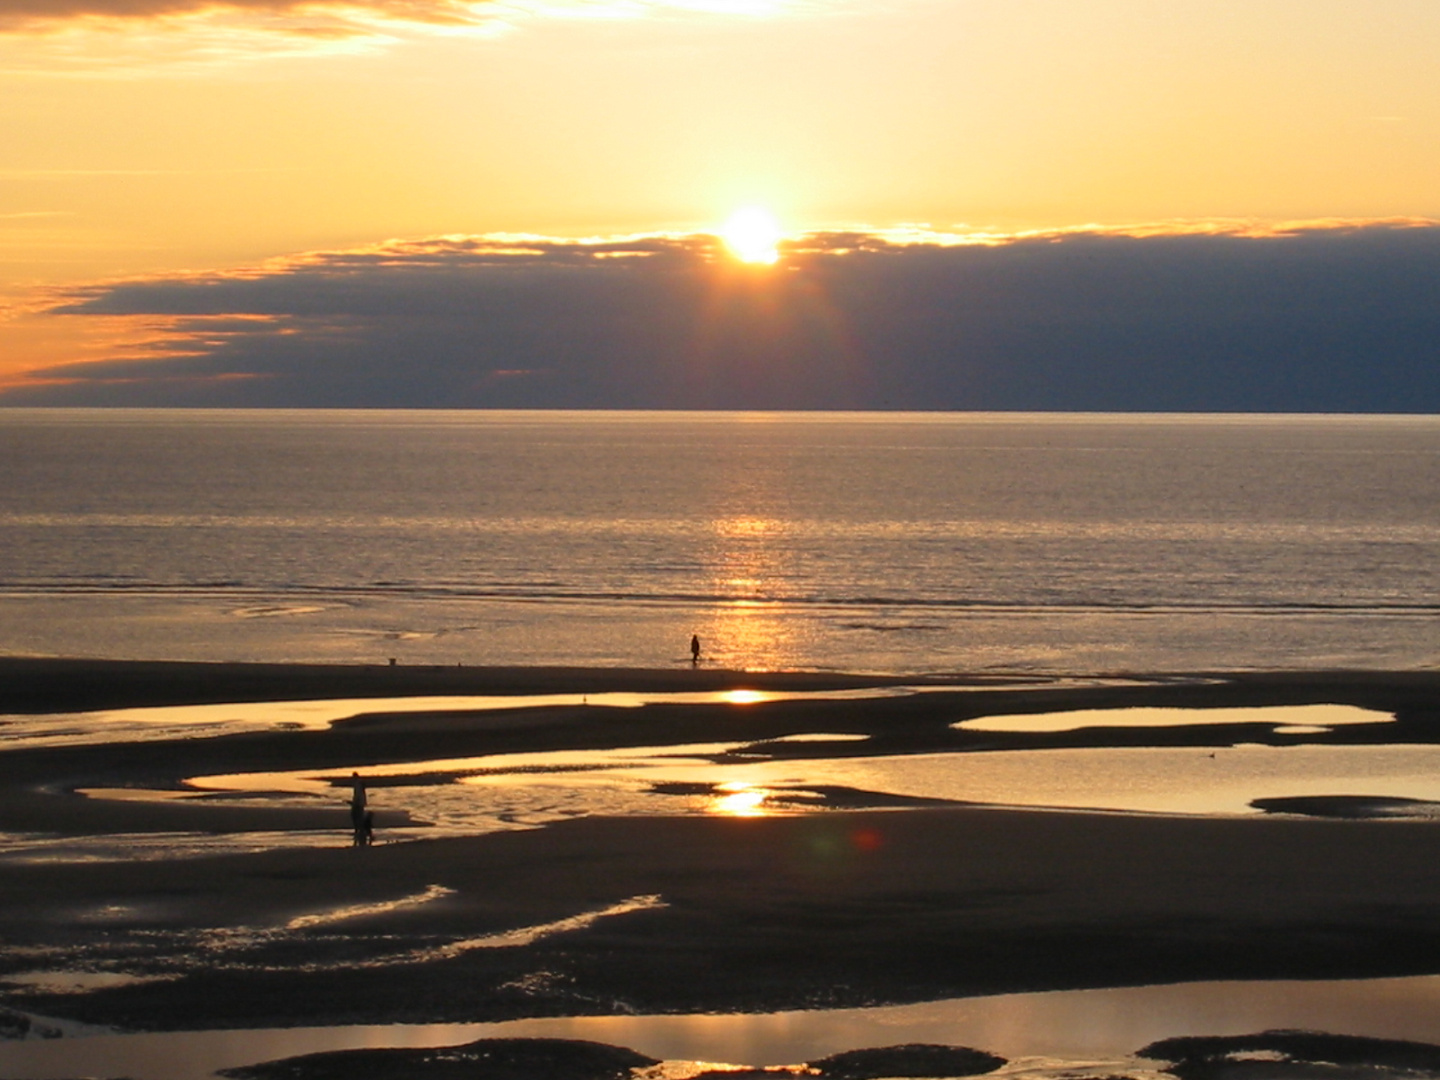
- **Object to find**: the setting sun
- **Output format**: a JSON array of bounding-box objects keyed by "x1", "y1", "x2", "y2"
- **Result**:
[{"x1": 721, "y1": 206, "x2": 782, "y2": 264}]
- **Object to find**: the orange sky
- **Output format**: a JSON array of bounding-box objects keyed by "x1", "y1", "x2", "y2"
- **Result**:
[{"x1": 2, "y1": 0, "x2": 1439, "y2": 385}]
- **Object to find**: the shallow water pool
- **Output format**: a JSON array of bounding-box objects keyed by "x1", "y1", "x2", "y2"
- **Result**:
[{"x1": 6, "y1": 974, "x2": 1440, "y2": 1079}]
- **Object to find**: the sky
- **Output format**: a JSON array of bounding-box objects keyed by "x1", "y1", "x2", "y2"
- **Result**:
[{"x1": 2, "y1": 0, "x2": 1438, "y2": 409}]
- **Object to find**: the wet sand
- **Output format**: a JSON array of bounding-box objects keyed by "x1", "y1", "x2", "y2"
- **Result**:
[
  {"x1": 2, "y1": 660, "x2": 1440, "y2": 1035},
  {"x1": 0, "y1": 657, "x2": 943, "y2": 715}
]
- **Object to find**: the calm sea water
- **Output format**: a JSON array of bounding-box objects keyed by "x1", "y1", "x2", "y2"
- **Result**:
[{"x1": 2, "y1": 409, "x2": 1438, "y2": 673}]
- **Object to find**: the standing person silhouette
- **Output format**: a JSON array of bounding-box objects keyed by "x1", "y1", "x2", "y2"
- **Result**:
[
  {"x1": 690, "y1": 634, "x2": 701, "y2": 665},
  {"x1": 349, "y1": 772, "x2": 367, "y2": 846}
]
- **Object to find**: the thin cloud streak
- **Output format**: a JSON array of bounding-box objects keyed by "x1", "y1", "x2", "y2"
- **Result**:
[
  {"x1": 0, "y1": 0, "x2": 820, "y2": 71},
  {"x1": 0, "y1": 168, "x2": 306, "y2": 177},
  {"x1": 0, "y1": 0, "x2": 489, "y2": 28},
  {"x1": 8, "y1": 220, "x2": 1440, "y2": 411},
  {"x1": 1, "y1": 0, "x2": 813, "y2": 23},
  {"x1": 0, "y1": 0, "x2": 836, "y2": 78}
]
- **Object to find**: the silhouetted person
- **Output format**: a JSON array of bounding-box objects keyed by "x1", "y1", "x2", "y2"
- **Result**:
[
  {"x1": 690, "y1": 634, "x2": 701, "y2": 665},
  {"x1": 349, "y1": 772, "x2": 367, "y2": 839}
]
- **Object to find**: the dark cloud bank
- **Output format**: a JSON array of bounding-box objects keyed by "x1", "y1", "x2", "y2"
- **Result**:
[{"x1": 13, "y1": 223, "x2": 1440, "y2": 411}]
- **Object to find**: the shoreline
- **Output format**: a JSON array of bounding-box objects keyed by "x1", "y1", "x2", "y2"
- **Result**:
[{"x1": 2, "y1": 658, "x2": 1440, "y2": 1038}]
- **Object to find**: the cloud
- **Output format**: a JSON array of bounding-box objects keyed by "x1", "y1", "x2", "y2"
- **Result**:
[
  {"x1": 0, "y1": 0, "x2": 805, "y2": 24},
  {"x1": 5, "y1": 0, "x2": 457, "y2": 15},
  {"x1": 0, "y1": 0, "x2": 796, "y2": 19},
  {"x1": 0, "y1": 0, "x2": 819, "y2": 72},
  {"x1": 0, "y1": 0, "x2": 496, "y2": 71},
  {"x1": 0, "y1": 0, "x2": 486, "y2": 30},
  {"x1": 8, "y1": 221, "x2": 1440, "y2": 411}
]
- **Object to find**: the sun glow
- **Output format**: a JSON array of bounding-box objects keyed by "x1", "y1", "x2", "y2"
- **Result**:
[
  {"x1": 721, "y1": 206, "x2": 782, "y2": 264},
  {"x1": 712, "y1": 781, "x2": 770, "y2": 816},
  {"x1": 722, "y1": 689, "x2": 767, "y2": 705}
]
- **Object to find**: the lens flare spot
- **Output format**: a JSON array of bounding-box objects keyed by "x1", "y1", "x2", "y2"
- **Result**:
[{"x1": 851, "y1": 827, "x2": 884, "y2": 852}]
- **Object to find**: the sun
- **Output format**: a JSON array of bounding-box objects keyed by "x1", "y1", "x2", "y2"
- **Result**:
[{"x1": 721, "y1": 206, "x2": 782, "y2": 264}]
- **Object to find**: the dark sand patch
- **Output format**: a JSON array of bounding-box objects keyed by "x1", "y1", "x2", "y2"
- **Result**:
[
  {"x1": 0, "y1": 658, "x2": 952, "y2": 715},
  {"x1": 808, "y1": 1043, "x2": 1006, "y2": 1078},
  {"x1": 1251, "y1": 795, "x2": 1440, "y2": 820},
  {"x1": 648, "y1": 780, "x2": 962, "y2": 810},
  {"x1": 178, "y1": 1035, "x2": 1008, "y2": 1080},
  {"x1": 0, "y1": 1005, "x2": 62, "y2": 1039},
  {"x1": 217, "y1": 1036, "x2": 658, "y2": 1080},
  {"x1": 1140, "y1": 1030, "x2": 1440, "y2": 1080}
]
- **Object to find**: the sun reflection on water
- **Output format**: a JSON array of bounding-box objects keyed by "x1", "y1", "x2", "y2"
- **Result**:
[
  {"x1": 711, "y1": 781, "x2": 771, "y2": 817},
  {"x1": 721, "y1": 689, "x2": 766, "y2": 705}
]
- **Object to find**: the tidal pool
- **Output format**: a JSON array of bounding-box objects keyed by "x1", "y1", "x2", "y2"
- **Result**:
[
  {"x1": 954, "y1": 703, "x2": 1389, "y2": 733},
  {"x1": 13, "y1": 700, "x2": 1436, "y2": 866},
  {"x1": 6, "y1": 975, "x2": 1440, "y2": 1080},
  {"x1": 172, "y1": 741, "x2": 1440, "y2": 831}
]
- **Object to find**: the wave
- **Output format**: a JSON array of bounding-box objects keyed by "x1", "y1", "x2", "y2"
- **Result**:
[{"x1": 2, "y1": 578, "x2": 1437, "y2": 618}]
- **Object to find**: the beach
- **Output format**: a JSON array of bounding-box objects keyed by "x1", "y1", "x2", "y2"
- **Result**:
[{"x1": 3, "y1": 659, "x2": 1440, "y2": 1077}]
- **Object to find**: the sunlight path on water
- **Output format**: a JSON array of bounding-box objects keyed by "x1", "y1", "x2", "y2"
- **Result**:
[{"x1": 285, "y1": 884, "x2": 456, "y2": 930}]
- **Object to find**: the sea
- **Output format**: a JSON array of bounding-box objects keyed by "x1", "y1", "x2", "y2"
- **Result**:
[{"x1": 2, "y1": 408, "x2": 1438, "y2": 674}]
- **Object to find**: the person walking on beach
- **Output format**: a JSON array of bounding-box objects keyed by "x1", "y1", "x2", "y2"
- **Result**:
[
  {"x1": 349, "y1": 772, "x2": 368, "y2": 847},
  {"x1": 690, "y1": 634, "x2": 701, "y2": 665}
]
